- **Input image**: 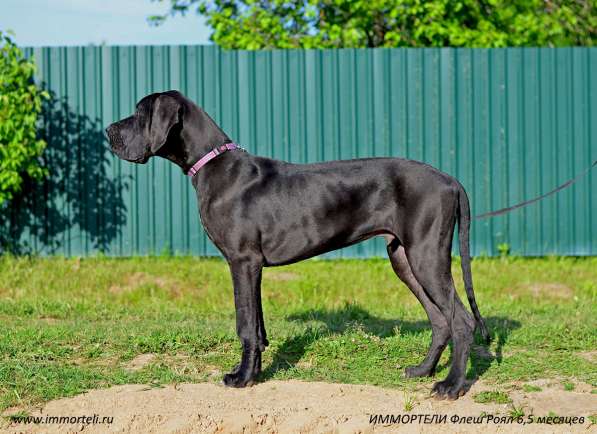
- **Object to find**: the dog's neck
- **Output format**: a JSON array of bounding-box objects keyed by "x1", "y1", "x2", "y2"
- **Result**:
[
  {"x1": 157, "y1": 105, "x2": 233, "y2": 174},
  {"x1": 186, "y1": 107, "x2": 233, "y2": 169},
  {"x1": 156, "y1": 103, "x2": 249, "y2": 199}
]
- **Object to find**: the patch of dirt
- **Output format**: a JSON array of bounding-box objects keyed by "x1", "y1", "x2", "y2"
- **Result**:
[
  {"x1": 122, "y1": 353, "x2": 207, "y2": 377},
  {"x1": 71, "y1": 355, "x2": 119, "y2": 369},
  {"x1": 263, "y1": 271, "x2": 300, "y2": 282},
  {"x1": 2, "y1": 380, "x2": 595, "y2": 433},
  {"x1": 124, "y1": 354, "x2": 157, "y2": 372},
  {"x1": 510, "y1": 378, "x2": 594, "y2": 394},
  {"x1": 37, "y1": 316, "x2": 60, "y2": 324},
  {"x1": 525, "y1": 283, "x2": 574, "y2": 299},
  {"x1": 108, "y1": 272, "x2": 188, "y2": 298},
  {"x1": 71, "y1": 257, "x2": 82, "y2": 271},
  {"x1": 578, "y1": 350, "x2": 597, "y2": 363}
]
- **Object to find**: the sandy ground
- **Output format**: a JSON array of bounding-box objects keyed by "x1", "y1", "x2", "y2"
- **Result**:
[{"x1": 3, "y1": 378, "x2": 595, "y2": 434}]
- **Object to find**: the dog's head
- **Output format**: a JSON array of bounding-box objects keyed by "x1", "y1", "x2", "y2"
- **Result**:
[{"x1": 106, "y1": 90, "x2": 183, "y2": 164}]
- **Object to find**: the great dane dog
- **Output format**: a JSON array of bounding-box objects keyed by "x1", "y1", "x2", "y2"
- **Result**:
[{"x1": 106, "y1": 90, "x2": 490, "y2": 400}]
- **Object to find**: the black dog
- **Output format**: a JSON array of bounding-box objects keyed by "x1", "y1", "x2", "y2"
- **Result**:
[{"x1": 106, "y1": 90, "x2": 489, "y2": 400}]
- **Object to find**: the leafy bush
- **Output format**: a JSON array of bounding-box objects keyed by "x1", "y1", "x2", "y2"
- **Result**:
[{"x1": 0, "y1": 31, "x2": 48, "y2": 205}]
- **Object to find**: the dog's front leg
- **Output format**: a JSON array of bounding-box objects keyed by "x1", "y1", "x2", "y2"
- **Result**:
[{"x1": 223, "y1": 258, "x2": 264, "y2": 387}]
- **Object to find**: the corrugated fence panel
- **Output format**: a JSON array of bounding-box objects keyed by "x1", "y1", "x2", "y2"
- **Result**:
[{"x1": 4, "y1": 46, "x2": 596, "y2": 257}]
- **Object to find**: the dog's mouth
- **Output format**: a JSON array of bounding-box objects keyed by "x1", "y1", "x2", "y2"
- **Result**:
[
  {"x1": 111, "y1": 147, "x2": 150, "y2": 164},
  {"x1": 130, "y1": 154, "x2": 150, "y2": 164}
]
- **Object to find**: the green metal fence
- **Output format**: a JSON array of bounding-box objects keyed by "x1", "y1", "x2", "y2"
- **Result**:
[{"x1": 3, "y1": 46, "x2": 596, "y2": 257}]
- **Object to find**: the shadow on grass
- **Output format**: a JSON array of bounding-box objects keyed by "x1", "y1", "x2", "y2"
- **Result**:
[
  {"x1": 468, "y1": 316, "x2": 522, "y2": 378},
  {"x1": 260, "y1": 303, "x2": 520, "y2": 384}
]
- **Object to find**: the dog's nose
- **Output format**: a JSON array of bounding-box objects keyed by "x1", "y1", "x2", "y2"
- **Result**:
[{"x1": 105, "y1": 123, "x2": 126, "y2": 152}]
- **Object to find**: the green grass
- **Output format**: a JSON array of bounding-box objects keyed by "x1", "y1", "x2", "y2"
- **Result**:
[
  {"x1": 403, "y1": 393, "x2": 416, "y2": 412},
  {"x1": 473, "y1": 390, "x2": 512, "y2": 404},
  {"x1": 563, "y1": 381, "x2": 575, "y2": 391},
  {"x1": 522, "y1": 384, "x2": 542, "y2": 393},
  {"x1": 0, "y1": 255, "x2": 596, "y2": 411},
  {"x1": 509, "y1": 404, "x2": 525, "y2": 418}
]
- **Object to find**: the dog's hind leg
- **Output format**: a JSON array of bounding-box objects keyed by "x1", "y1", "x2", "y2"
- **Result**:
[
  {"x1": 387, "y1": 239, "x2": 450, "y2": 378},
  {"x1": 404, "y1": 227, "x2": 475, "y2": 399}
]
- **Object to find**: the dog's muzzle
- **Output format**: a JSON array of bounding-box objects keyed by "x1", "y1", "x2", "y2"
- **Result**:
[
  {"x1": 105, "y1": 122, "x2": 149, "y2": 163},
  {"x1": 105, "y1": 124, "x2": 124, "y2": 152}
]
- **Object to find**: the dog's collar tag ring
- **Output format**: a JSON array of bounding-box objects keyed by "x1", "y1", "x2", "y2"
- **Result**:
[{"x1": 187, "y1": 142, "x2": 241, "y2": 177}]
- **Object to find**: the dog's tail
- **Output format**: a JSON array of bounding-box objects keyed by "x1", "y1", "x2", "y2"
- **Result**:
[{"x1": 457, "y1": 183, "x2": 490, "y2": 344}]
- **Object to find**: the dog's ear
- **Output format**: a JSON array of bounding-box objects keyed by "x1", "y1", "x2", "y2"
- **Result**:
[{"x1": 149, "y1": 94, "x2": 180, "y2": 153}]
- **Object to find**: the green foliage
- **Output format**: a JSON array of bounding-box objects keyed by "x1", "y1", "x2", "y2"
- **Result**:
[
  {"x1": 149, "y1": 0, "x2": 597, "y2": 49},
  {"x1": 497, "y1": 243, "x2": 511, "y2": 257},
  {"x1": 0, "y1": 31, "x2": 48, "y2": 205}
]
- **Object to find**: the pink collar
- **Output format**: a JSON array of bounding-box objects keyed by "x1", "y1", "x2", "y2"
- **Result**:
[{"x1": 187, "y1": 143, "x2": 240, "y2": 177}]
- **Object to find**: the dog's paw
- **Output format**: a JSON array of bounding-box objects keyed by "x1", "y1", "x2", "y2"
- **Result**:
[
  {"x1": 222, "y1": 371, "x2": 255, "y2": 388},
  {"x1": 431, "y1": 378, "x2": 467, "y2": 400},
  {"x1": 404, "y1": 364, "x2": 435, "y2": 378}
]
